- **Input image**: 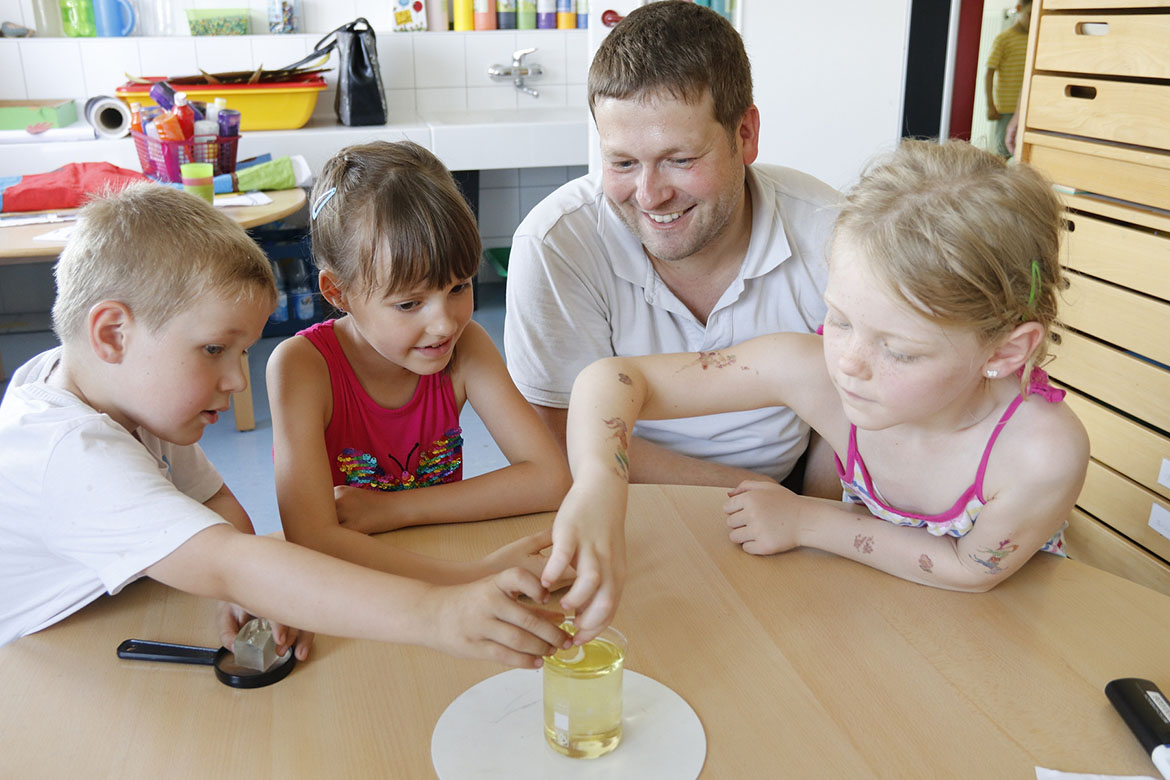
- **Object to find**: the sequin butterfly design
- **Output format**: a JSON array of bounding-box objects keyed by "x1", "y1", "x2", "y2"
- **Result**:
[{"x1": 337, "y1": 428, "x2": 463, "y2": 491}]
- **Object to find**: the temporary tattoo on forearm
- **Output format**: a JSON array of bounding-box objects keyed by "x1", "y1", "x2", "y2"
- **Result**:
[
  {"x1": 697, "y1": 350, "x2": 736, "y2": 370},
  {"x1": 603, "y1": 417, "x2": 630, "y2": 480},
  {"x1": 970, "y1": 538, "x2": 1019, "y2": 573},
  {"x1": 918, "y1": 554, "x2": 933, "y2": 573},
  {"x1": 617, "y1": 372, "x2": 632, "y2": 385},
  {"x1": 853, "y1": 534, "x2": 874, "y2": 554},
  {"x1": 675, "y1": 350, "x2": 751, "y2": 374}
]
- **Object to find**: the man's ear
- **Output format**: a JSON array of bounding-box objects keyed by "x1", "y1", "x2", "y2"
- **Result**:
[
  {"x1": 982, "y1": 321, "x2": 1045, "y2": 378},
  {"x1": 87, "y1": 300, "x2": 133, "y2": 364},
  {"x1": 739, "y1": 105, "x2": 761, "y2": 166},
  {"x1": 318, "y1": 270, "x2": 348, "y2": 312}
]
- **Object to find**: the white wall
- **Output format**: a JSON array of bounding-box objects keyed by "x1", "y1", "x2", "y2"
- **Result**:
[{"x1": 741, "y1": 0, "x2": 912, "y2": 191}]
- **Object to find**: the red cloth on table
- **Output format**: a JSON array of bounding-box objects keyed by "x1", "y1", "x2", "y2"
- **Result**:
[{"x1": 2, "y1": 162, "x2": 148, "y2": 213}]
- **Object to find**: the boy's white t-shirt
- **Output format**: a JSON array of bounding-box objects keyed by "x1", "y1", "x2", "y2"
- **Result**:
[{"x1": 0, "y1": 348, "x2": 228, "y2": 646}]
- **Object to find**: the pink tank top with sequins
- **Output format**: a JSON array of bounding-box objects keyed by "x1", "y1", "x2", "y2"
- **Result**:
[{"x1": 300, "y1": 320, "x2": 463, "y2": 490}]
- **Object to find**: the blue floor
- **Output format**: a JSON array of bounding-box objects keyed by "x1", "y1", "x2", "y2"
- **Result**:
[{"x1": 0, "y1": 282, "x2": 511, "y2": 535}]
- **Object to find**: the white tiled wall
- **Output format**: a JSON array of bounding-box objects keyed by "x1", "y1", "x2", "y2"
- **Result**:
[
  {"x1": 0, "y1": 8, "x2": 591, "y2": 307},
  {"x1": 0, "y1": 28, "x2": 587, "y2": 120}
]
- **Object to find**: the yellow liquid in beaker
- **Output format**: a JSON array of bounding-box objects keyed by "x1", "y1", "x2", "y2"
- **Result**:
[{"x1": 542, "y1": 630, "x2": 625, "y2": 758}]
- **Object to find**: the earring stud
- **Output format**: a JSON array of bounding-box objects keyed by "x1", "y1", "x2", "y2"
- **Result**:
[{"x1": 985, "y1": 369, "x2": 999, "y2": 378}]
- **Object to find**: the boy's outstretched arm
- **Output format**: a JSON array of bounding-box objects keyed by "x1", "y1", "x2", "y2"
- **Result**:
[
  {"x1": 201, "y1": 483, "x2": 314, "y2": 659},
  {"x1": 144, "y1": 524, "x2": 571, "y2": 668}
]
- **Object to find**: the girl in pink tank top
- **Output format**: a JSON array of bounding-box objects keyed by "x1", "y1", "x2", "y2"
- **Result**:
[
  {"x1": 541, "y1": 140, "x2": 1090, "y2": 604},
  {"x1": 267, "y1": 141, "x2": 571, "y2": 584}
]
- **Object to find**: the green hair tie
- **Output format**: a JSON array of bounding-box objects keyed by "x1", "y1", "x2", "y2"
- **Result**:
[{"x1": 1027, "y1": 259, "x2": 1041, "y2": 309}]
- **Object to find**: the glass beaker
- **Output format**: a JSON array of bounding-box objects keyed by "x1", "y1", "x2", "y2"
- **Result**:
[
  {"x1": 59, "y1": 0, "x2": 96, "y2": 36},
  {"x1": 542, "y1": 619, "x2": 627, "y2": 759}
]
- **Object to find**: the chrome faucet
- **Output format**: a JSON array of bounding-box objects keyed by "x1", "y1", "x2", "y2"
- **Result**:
[{"x1": 487, "y1": 47, "x2": 543, "y2": 98}]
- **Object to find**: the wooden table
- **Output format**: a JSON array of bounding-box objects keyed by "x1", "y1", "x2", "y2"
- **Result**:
[
  {"x1": 0, "y1": 188, "x2": 306, "y2": 431},
  {"x1": 3, "y1": 484, "x2": 1168, "y2": 778}
]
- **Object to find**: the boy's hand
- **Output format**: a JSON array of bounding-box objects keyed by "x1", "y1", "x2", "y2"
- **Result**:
[
  {"x1": 724, "y1": 480, "x2": 802, "y2": 556},
  {"x1": 481, "y1": 528, "x2": 576, "y2": 590},
  {"x1": 216, "y1": 601, "x2": 315, "y2": 662},
  {"x1": 426, "y1": 569, "x2": 571, "y2": 668},
  {"x1": 541, "y1": 486, "x2": 626, "y2": 646}
]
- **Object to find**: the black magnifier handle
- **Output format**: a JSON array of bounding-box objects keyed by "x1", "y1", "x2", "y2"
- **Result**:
[{"x1": 117, "y1": 638, "x2": 220, "y2": 665}]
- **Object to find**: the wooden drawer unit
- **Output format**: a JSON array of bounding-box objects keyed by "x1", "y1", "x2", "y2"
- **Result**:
[
  {"x1": 1078, "y1": 461, "x2": 1170, "y2": 561},
  {"x1": 1026, "y1": 75, "x2": 1170, "y2": 150},
  {"x1": 1062, "y1": 209, "x2": 1170, "y2": 300},
  {"x1": 1026, "y1": 138, "x2": 1170, "y2": 211},
  {"x1": 1049, "y1": 327, "x2": 1170, "y2": 432},
  {"x1": 1061, "y1": 273, "x2": 1170, "y2": 367},
  {"x1": 1061, "y1": 390, "x2": 1170, "y2": 501},
  {"x1": 1023, "y1": 1, "x2": 1170, "y2": 587},
  {"x1": 1034, "y1": 12, "x2": 1170, "y2": 79},
  {"x1": 1065, "y1": 508, "x2": 1170, "y2": 598}
]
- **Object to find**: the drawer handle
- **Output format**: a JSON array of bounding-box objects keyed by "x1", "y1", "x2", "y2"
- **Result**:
[
  {"x1": 1065, "y1": 85, "x2": 1097, "y2": 100},
  {"x1": 1075, "y1": 21, "x2": 1110, "y2": 36}
]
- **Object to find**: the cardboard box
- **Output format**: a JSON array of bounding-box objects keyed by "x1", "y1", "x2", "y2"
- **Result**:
[{"x1": 0, "y1": 100, "x2": 78, "y2": 131}]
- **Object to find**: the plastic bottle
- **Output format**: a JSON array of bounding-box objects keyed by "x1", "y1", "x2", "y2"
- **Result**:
[
  {"x1": 149, "y1": 80, "x2": 176, "y2": 112},
  {"x1": 286, "y1": 256, "x2": 315, "y2": 321},
  {"x1": 206, "y1": 96, "x2": 226, "y2": 125},
  {"x1": 192, "y1": 118, "x2": 218, "y2": 164},
  {"x1": 497, "y1": 0, "x2": 516, "y2": 29},
  {"x1": 129, "y1": 101, "x2": 143, "y2": 133},
  {"x1": 536, "y1": 0, "x2": 554, "y2": 28},
  {"x1": 473, "y1": 0, "x2": 497, "y2": 30},
  {"x1": 154, "y1": 112, "x2": 185, "y2": 142},
  {"x1": 269, "y1": 260, "x2": 290, "y2": 324},
  {"x1": 556, "y1": 0, "x2": 574, "y2": 29},
  {"x1": 517, "y1": 0, "x2": 535, "y2": 29},
  {"x1": 217, "y1": 108, "x2": 241, "y2": 138},
  {"x1": 452, "y1": 0, "x2": 473, "y2": 30},
  {"x1": 172, "y1": 92, "x2": 195, "y2": 139}
]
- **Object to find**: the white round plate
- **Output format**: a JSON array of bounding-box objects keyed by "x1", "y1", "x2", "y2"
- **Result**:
[{"x1": 431, "y1": 668, "x2": 706, "y2": 779}]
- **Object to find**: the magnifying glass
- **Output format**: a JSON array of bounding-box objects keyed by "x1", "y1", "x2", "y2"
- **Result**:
[{"x1": 116, "y1": 638, "x2": 297, "y2": 688}]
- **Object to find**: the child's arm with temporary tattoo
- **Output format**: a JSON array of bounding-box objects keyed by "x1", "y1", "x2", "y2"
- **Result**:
[
  {"x1": 267, "y1": 335, "x2": 555, "y2": 586},
  {"x1": 724, "y1": 403, "x2": 1087, "y2": 591},
  {"x1": 544, "y1": 334, "x2": 832, "y2": 642}
]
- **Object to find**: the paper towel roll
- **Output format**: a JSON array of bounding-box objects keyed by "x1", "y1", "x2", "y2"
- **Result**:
[{"x1": 84, "y1": 95, "x2": 131, "y2": 138}]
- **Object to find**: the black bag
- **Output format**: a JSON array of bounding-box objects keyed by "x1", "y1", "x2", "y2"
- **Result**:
[{"x1": 291, "y1": 18, "x2": 387, "y2": 126}]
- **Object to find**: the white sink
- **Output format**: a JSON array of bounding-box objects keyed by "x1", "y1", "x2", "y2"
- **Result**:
[{"x1": 420, "y1": 107, "x2": 588, "y2": 171}]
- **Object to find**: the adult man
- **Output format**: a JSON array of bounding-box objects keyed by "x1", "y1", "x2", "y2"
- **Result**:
[{"x1": 504, "y1": 0, "x2": 840, "y2": 493}]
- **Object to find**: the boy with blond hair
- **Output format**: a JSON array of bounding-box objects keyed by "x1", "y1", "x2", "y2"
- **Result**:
[{"x1": 0, "y1": 183, "x2": 569, "y2": 667}]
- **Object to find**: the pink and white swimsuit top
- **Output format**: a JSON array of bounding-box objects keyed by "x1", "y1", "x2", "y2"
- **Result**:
[{"x1": 833, "y1": 368, "x2": 1066, "y2": 555}]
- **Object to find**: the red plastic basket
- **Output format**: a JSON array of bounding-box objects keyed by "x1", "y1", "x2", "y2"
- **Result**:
[{"x1": 130, "y1": 130, "x2": 240, "y2": 183}]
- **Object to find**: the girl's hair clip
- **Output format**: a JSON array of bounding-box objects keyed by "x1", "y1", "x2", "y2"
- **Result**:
[{"x1": 311, "y1": 187, "x2": 337, "y2": 220}]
